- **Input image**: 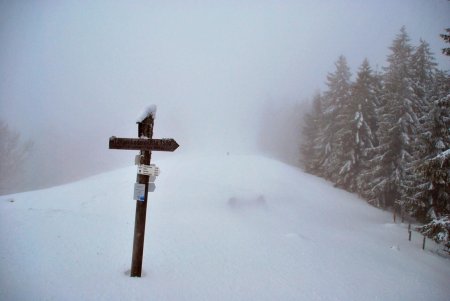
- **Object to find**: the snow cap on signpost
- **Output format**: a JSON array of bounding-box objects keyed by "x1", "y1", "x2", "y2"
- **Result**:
[{"x1": 137, "y1": 105, "x2": 157, "y2": 123}]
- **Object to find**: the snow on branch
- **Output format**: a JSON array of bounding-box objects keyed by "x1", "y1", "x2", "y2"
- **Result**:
[
  {"x1": 417, "y1": 215, "x2": 450, "y2": 248},
  {"x1": 425, "y1": 149, "x2": 450, "y2": 169},
  {"x1": 436, "y1": 149, "x2": 450, "y2": 161}
]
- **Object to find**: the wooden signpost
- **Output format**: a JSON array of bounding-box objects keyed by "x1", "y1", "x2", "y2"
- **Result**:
[{"x1": 109, "y1": 107, "x2": 179, "y2": 277}]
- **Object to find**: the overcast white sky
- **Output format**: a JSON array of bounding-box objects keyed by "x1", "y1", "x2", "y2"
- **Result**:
[{"x1": 1, "y1": 0, "x2": 449, "y2": 190}]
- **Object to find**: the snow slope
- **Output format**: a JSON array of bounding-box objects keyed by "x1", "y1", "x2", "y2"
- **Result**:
[{"x1": 1, "y1": 154, "x2": 449, "y2": 301}]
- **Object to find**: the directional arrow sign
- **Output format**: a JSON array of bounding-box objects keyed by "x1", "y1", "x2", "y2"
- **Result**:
[
  {"x1": 109, "y1": 137, "x2": 179, "y2": 152},
  {"x1": 150, "y1": 138, "x2": 179, "y2": 152}
]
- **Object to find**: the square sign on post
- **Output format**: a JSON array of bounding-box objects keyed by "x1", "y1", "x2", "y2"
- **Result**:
[
  {"x1": 133, "y1": 183, "x2": 146, "y2": 201},
  {"x1": 108, "y1": 105, "x2": 179, "y2": 277}
]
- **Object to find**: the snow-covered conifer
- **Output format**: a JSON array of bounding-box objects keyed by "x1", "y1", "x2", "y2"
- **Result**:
[
  {"x1": 410, "y1": 74, "x2": 450, "y2": 221},
  {"x1": 401, "y1": 40, "x2": 440, "y2": 218},
  {"x1": 335, "y1": 59, "x2": 380, "y2": 192},
  {"x1": 300, "y1": 92, "x2": 325, "y2": 174},
  {"x1": 320, "y1": 55, "x2": 352, "y2": 182},
  {"x1": 363, "y1": 27, "x2": 416, "y2": 208},
  {"x1": 416, "y1": 90, "x2": 450, "y2": 244},
  {"x1": 410, "y1": 39, "x2": 438, "y2": 106}
]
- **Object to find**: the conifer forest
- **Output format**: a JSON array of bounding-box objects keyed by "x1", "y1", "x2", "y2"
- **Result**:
[{"x1": 300, "y1": 27, "x2": 450, "y2": 248}]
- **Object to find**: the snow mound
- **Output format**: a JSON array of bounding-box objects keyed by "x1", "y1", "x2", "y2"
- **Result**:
[{"x1": 227, "y1": 193, "x2": 266, "y2": 209}]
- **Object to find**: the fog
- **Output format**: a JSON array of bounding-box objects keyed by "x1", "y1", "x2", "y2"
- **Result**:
[{"x1": 1, "y1": 0, "x2": 449, "y2": 191}]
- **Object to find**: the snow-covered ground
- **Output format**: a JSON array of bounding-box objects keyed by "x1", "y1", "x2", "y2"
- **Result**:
[{"x1": 1, "y1": 154, "x2": 449, "y2": 301}]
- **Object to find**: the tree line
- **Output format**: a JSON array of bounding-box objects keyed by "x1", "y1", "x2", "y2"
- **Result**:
[
  {"x1": 300, "y1": 27, "x2": 449, "y2": 248},
  {"x1": 0, "y1": 121, "x2": 33, "y2": 195}
]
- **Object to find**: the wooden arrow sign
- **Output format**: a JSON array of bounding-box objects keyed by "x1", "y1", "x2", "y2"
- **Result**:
[
  {"x1": 109, "y1": 137, "x2": 179, "y2": 152},
  {"x1": 150, "y1": 138, "x2": 179, "y2": 152}
]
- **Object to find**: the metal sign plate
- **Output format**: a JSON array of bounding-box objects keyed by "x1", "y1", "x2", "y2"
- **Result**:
[
  {"x1": 133, "y1": 183, "x2": 146, "y2": 201},
  {"x1": 137, "y1": 164, "x2": 160, "y2": 176}
]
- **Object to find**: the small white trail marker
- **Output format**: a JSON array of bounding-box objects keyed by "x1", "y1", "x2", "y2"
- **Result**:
[{"x1": 137, "y1": 164, "x2": 160, "y2": 176}]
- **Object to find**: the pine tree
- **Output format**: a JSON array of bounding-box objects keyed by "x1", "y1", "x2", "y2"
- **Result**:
[
  {"x1": 320, "y1": 55, "x2": 352, "y2": 182},
  {"x1": 357, "y1": 68, "x2": 384, "y2": 200},
  {"x1": 416, "y1": 88, "x2": 450, "y2": 247},
  {"x1": 339, "y1": 59, "x2": 380, "y2": 193},
  {"x1": 300, "y1": 92, "x2": 325, "y2": 174},
  {"x1": 412, "y1": 73, "x2": 450, "y2": 220},
  {"x1": 364, "y1": 27, "x2": 416, "y2": 208},
  {"x1": 354, "y1": 59, "x2": 381, "y2": 141},
  {"x1": 0, "y1": 121, "x2": 33, "y2": 195},
  {"x1": 410, "y1": 39, "x2": 438, "y2": 112},
  {"x1": 331, "y1": 59, "x2": 379, "y2": 192},
  {"x1": 401, "y1": 40, "x2": 439, "y2": 218}
]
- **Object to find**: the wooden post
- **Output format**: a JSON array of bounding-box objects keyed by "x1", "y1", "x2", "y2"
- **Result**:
[
  {"x1": 393, "y1": 208, "x2": 396, "y2": 223},
  {"x1": 108, "y1": 107, "x2": 179, "y2": 278},
  {"x1": 130, "y1": 115, "x2": 154, "y2": 277},
  {"x1": 408, "y1": 223, "x2": 412, "y2": 241},
  {"x1": 422, "y1": 236, "x2": 426, "y2": 250}
]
